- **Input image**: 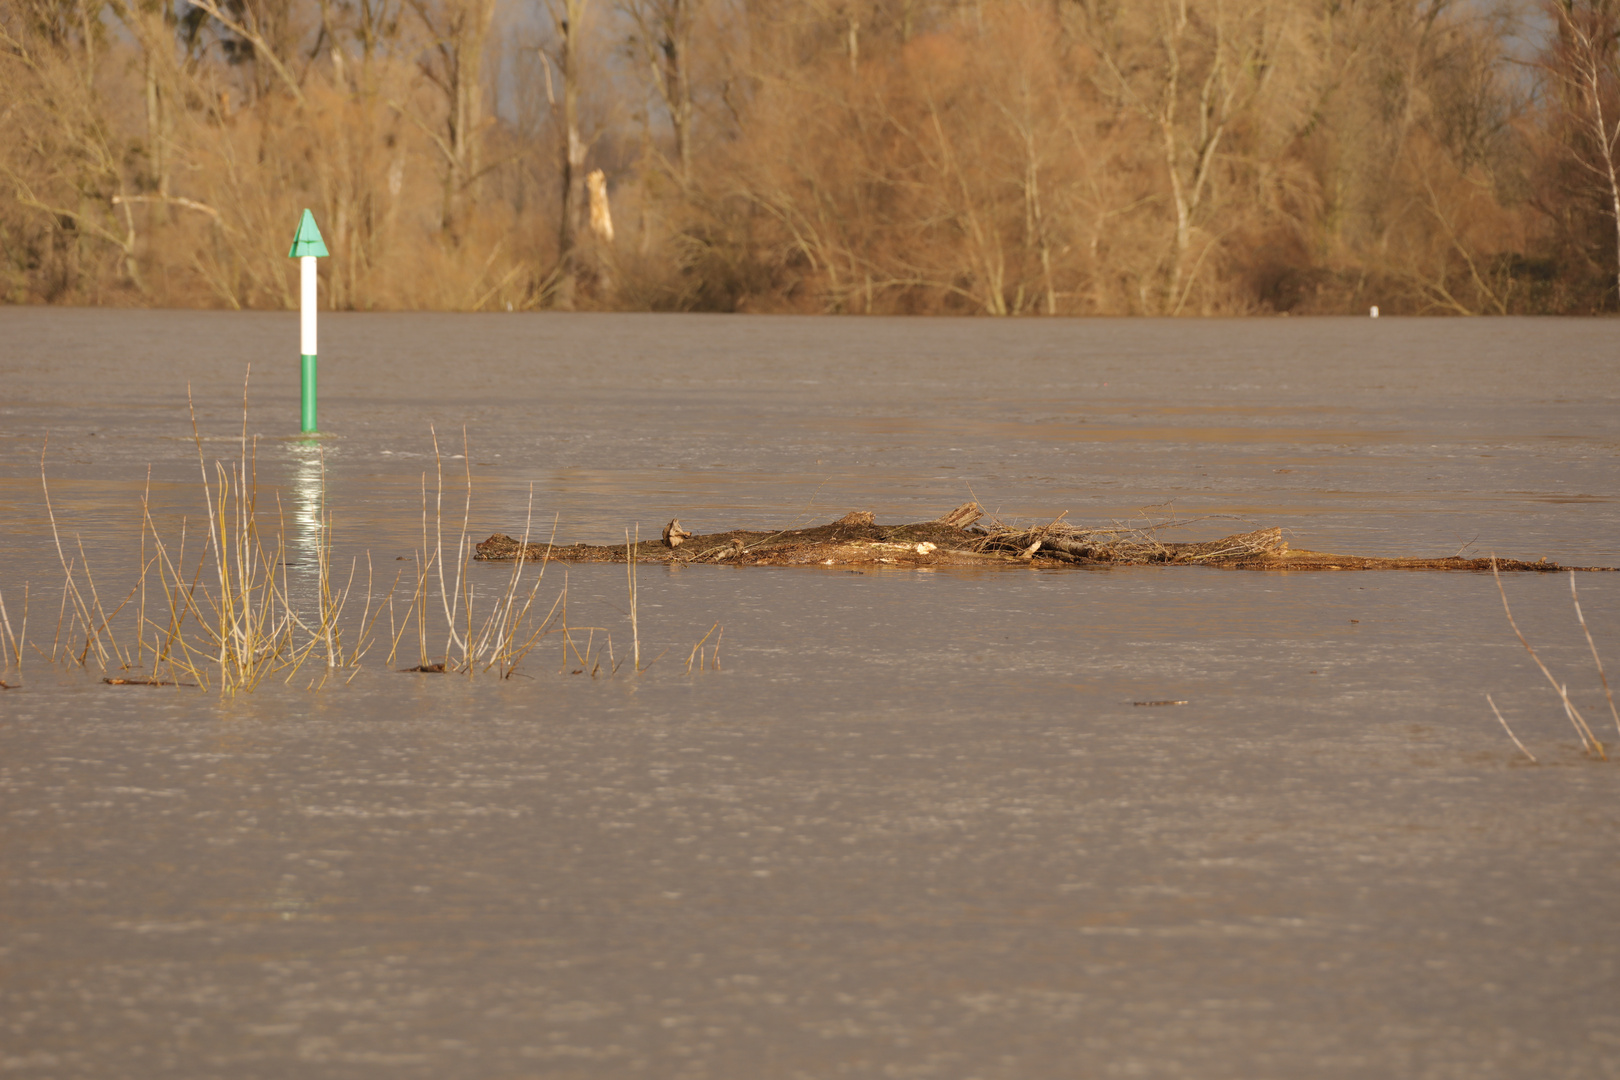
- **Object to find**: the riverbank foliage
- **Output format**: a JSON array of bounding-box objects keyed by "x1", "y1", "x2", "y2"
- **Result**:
[{"x1": 4, "y1": 0, "x2": 1620, "y2": 314}]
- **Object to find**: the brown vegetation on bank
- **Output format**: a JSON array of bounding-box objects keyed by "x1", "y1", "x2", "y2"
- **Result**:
[{"x1": 4, "y1": 0, "x2": 1620, "y2": 314}]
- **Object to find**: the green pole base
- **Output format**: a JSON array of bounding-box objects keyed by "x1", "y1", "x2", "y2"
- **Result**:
[{"x1": 300, "y1": 353, "x2": 318, "y2": 433}]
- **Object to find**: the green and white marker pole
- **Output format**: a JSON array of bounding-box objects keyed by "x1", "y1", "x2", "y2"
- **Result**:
[{"x1": 288, "y1": 209, "x2": 330, "y2": 433}]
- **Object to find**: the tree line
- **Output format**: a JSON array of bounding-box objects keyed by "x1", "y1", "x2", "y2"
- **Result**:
[{"x1": 4, "y1": 0, "x2": 1620, "y2": 315}]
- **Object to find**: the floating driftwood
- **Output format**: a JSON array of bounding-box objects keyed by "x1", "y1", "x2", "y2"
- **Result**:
[
  {"x1": 102, "y1": 677, "x2": 196, "y2": 687},
  {"x1": 475, "y1": 503, "x2": 1611, "y2": 572}
]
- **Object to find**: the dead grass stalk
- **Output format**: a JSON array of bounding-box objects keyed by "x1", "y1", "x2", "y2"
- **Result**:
[{"x1": 1490, "y1": 557, "x2": 1608, "y2": 760}]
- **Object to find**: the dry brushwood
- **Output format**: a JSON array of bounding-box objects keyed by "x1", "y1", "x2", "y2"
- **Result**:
[
  {"x1": 476, "y1": 504, "x2": 1615, "y2": 572},
  {"x1": 934, "y1": 502, "x2": 985, "y2": 529},
  {"x1": 662, "y1": 519, "x2": 694, "y2": 548}
]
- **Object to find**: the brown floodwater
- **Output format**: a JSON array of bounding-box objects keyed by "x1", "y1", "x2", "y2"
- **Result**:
[{"x1": 1, "y1": 309, "x2": 1618, "y2": 1078}]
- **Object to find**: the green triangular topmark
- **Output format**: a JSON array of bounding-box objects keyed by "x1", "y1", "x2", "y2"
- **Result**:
[{"x1": 287, "y1": 209, "x2": 329, "y2": 258}]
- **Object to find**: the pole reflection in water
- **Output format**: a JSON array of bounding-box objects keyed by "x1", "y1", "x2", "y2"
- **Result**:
[{"x1": 289, "y1": 440, "x2": 326, "y2": 588}]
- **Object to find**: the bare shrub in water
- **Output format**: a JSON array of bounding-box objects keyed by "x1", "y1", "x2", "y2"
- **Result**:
[{"x1": 1488, "y1": 559, "x2": 1619, "y2": 762}]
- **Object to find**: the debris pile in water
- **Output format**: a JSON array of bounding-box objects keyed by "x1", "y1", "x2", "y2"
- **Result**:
[{"x1": 475, "y1": 502, "x2": 1605, "y2": 572}]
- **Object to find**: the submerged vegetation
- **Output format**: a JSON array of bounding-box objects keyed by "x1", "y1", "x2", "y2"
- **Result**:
[
  {"x1": 6, "y1": 0, "x2": 1620, "y2": 314},
  {"x1": 0, "y1": 376, "x2": 719, "y2": 692}
]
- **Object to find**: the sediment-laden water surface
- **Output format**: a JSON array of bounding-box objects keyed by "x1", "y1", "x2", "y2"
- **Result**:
[{"x1": 1, "y1": 310, "x2": 1618, "y2": 1079}]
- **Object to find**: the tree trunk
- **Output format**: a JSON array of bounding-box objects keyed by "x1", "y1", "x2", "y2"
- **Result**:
[
  {"x1": 620, "y1": 0, "x2": 698, "y2": 186},
  {"x1": 670, "y1": 4, "x2": 694, "y2": 183},
  {"x1": 1585, "y1": 35, "x2": 1620, "y2": 308},
  {"x1": 143, "y1": 56, "x2": 169, "y2": 221},
  {"x1": 554, "y1": 0, "x2": 589, "y2": 304},
  {"x1": 406, "y1": 0, "x2": 494, "y2": 238},
  {"x1": 449, "y1": 0, "x2": 493, "y2": 236},
  {"x1": 1155, "y1": 0, "x2": 1189, "y2": 312},
  {"x1": 1550, "y1": 1, "x2": 1620, "y2": 309}
]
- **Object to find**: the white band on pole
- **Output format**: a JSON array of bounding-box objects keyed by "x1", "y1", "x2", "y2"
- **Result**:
[{"x1": 300, "y1": 255, "x2": 318, "y2": 355}]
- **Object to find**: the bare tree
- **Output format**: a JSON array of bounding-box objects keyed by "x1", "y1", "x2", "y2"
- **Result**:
[
  {"x1": 540, "y1": 0, "x2": 590, "y2": 303},
  {"x1": 1545, "y1": 0, "x2": 1620, "y2": 306},
  {"x1": 1066, "y1": 0, "x2": 1285, "y2": 312},
  {"x1": 185, "y1": 0, "x2": 308, "y2": 104},
  {"x1": 403, "y1": 0, "x2": 496, "y2": 237},
  {"x1": 105, "y1": 0, "x2": 179, "y2": 216},
  {"x1": 0, "y1": 0, "x2": 147, "y2": 293},
  {"x1": 618, "y1": 0, "x2": 701, "y2": 185}
]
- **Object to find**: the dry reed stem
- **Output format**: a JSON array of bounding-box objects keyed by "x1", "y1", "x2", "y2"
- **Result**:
[
  {"x1": 78, "y1": 551, "x2": 147, "y2": 670},
  {"x1": 386, "y1": 589, "x2": 399, "y2": 666},
  {"x1": 472, "y1": 489, "x2": 550, "y2": 675},
  {"x1": 457, "y1": 430, "x2": 474, "y2": 666},
  {"x1": 41, "y1": 442, "x2": 103, "y2": 666},
  {"x1": 141, "y1": 501, "x2": 209, "y2": 685},
  {"x1": 140, "y1": 512, "x2": 183, "y2": 679},
  {"x1": 499, "y1": 609, "x2": 561, "y2": 676},
  {"x1": 0, "y1": 586, "x2": 18, "y2": 668},
  {"x1": 1568, "y1": 571, "x2": 1620, "y2": 741},
  {"x1": 686, "y1": 622, "x2": 720, "y2": 674},
  {"x1": 558, "y1": 571, "x2": 571, "y2": 673},
  {"x1": 353, "y1": 557, "x2": 398, "y2": 669},
  {"x1": 25, "y1": 396, "x2": 706, "y2": 689},
  {"x1": 462, "y1": 566, "x2": 475, "y2": 674},
  {"x1": 487, "y1": 584, "x2": 558, "y2": 673},
  {"x1": 627, "y1": 525, "x2": 641, "y2": 673},
  {"x1": 188, "y1": 385, "x2": 229, "y2": 680},
  {"x1": 519, "y1": 588, "x2": 571, "y2": 674},
  {"x1": 52, "y1": 555, "x2": 72, "y2": 663},
  {"x1": 179, "y1": 369, "x2": 337, "y2": 692},
  {"x1": 413, "y1": 471, "x2": 434, "y2": 668},
  {"x1": 316, "y1": 451, "x2": 342, "y2": 668},
  {"x1": 428, "y1": 425, "x2": 472, "y2": 662},
  {"x1": 1491, "y1": 556, "x2": 1606, "y2": 758},
  {"x1": 74, "y1": 534, "x2": 131, "y2": 667},
  {"x1": 1486, "y1": 693, "x2": 1539, "y2": 764},
  {"x1": 137, "y1": 466, "x2": 150, "y2": 667}
]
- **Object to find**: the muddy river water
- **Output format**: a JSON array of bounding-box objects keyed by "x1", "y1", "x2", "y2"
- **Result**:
[{"x1": 1, "y1": 310, "x2": 1617, "y2": 1078}]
